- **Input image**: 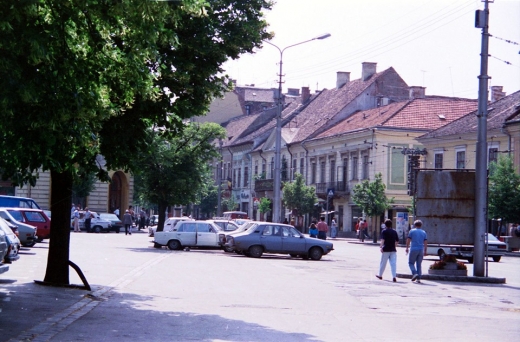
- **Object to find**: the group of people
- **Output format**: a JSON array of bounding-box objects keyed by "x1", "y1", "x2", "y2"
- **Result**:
[
  {"x1": 120, "y1": 206, "x2": 150, "y2": 235},
  {"x1": 71, "y1": 204, "x2": 93, "y2": 233},
  {"x1": 376, "y1": 219, "x2": 428, "y2": 283},
  {"x1": 308, "y1": 216, "x2": 337, "y2": 240}
]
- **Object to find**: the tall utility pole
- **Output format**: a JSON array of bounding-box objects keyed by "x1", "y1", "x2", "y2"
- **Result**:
[
  {"x1": 217, "y1": 139, "x2": 223, "y2": 217},
  {"x1": 265, "y1": 33, "x2": 330, "y2": 223},
  {"x1": 474, "y1": 0, "x2": 491, "y2": 277}
]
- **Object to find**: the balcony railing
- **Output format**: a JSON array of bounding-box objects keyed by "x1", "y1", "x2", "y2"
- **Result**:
[{"x1": 315, "y1": 181, "x2": 348, "y2": 195}]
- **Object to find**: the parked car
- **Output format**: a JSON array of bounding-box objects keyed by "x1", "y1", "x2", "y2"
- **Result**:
[
  {"x1": 0, "y1": 208, "x2": 37, "y2": 247},
  {"x1": 150, "y1": 216, "x2": 194, "y2": 235},
  {"x1": 222, "y1": 211, "x2": 249, "y2": 220},
  {"x1": 224, "y1": 222, "x2": 334, "y2": 260},
  {"x1": 99, "y1": 213, "x2": 123, "y2": 233},
  {"x1": 70, "y1": 211, "x2": 113, "y2": 233},
  {"x1": 3, "y1": 208, "x2": 51, "y2": 241},
  {"x1": 0, "y1": 217, "x2": 21, "y2": 262},
  {"x1": 153, "y1": 220, "x2": 225, "y2": 250},
  {"x1": 0, "y1": 227, "x2": 9, "y2": 274},
  {"x1": 427, "y1": 233, "x2": 507, "y2": 263},
  {"x1": 207, "y1": 219, "x2": 239, "y2": 232},
  {"x1": 149, "y1": 215, "x2": 159, "y2": 226}
]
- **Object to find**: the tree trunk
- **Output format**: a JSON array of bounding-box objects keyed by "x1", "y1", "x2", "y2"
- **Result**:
[
  {"x1": 43, "y1": 169, "x2": 73, "y2": 285},
  {"x1": 156, "y1": 202, "x2": 167, "y2": 232}
]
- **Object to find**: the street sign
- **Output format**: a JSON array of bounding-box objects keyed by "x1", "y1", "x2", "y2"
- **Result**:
[{"x1": 327, "y1": 189, "x2": 334, "y2": 197}]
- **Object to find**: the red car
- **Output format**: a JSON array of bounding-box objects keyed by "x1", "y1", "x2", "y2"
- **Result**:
[{"x1": 4, "y1": 208, "x2": 51, "y2": 241}]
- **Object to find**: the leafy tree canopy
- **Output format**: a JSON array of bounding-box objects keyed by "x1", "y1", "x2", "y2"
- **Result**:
[
  {"x1": 351, "y1": 173, "x2": 392, "y2": 218},
  {"x1": 282, "y1": 173, "x2": 317, "y2": 216},
  {"x1": 488, "y1": 155, "x2": 520, "y2": 224}
]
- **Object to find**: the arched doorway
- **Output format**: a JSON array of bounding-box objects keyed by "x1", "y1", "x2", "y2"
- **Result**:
[{"x1": 109, "y1": 172, "x2": 123, "y2": 214}]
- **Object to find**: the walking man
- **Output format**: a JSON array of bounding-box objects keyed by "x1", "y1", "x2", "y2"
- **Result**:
[
  {"x1": 73, "y1": 207, "x2": 80, "y2": 232},
  {"x1": 406, "y1": 219, "x2": 428, "y2": 283},
  {"x1": 316, "y1": 216, "x2": 328, "y2": 240},
  {"x1": 123, "y1": 210, "x2": 133, "y2": 235},
  {"x1": 330, "y1": 217, "x2": 337, "y2": 238},
  {"x1": 84, "y1": 207, "x2": 92, "y2": 233},
  {"x1": 376, "y1": 219, "x2": 399, "y2": 282}
]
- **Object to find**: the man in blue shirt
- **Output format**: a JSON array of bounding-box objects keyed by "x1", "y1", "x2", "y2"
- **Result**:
[{"x1": 406, "y1": 220, "x2": 428, "y2": 283}]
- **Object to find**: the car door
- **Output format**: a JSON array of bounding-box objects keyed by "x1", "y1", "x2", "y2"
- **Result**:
[
  {"x1": 259, "y1": 224, "x2": 283, "y2": 252},
  {"x1": 281, "y1": 226, "x2": 306, "y2": 253},
  {"x1": 176, "y1": 222, "x2": 197, "y2": 246},
  {"x1": 196, "y1": 223, "x2": 218, "y2": 247}
]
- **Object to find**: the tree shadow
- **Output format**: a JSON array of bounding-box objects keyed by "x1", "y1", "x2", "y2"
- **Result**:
[{"x1": 0, "y1": 281, "x2": 321, "y2": 342}]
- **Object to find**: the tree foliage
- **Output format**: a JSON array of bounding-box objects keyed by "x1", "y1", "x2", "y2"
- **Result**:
[
  {"x1": 282, "y1": 173, "x2": 317, "y2": 217},
  {"x1": 134, "y1": 123, "x2": 225, "y2": 231},
  {"x1": 351, "y1": 173, "x2": 392, "y2": 241},
  {"x1": 488, "y1": 155, "x2": 520, "y2": 225},
  {"x1": 0, "y1": 0, "x2": 272, "y2": 285}
]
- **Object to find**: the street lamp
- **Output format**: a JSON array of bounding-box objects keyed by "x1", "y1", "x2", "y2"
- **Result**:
[{"x1": 265, "y1": 33, "x2": 331, "y2": 223}]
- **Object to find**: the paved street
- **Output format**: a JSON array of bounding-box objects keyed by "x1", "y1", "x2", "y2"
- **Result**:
[{"x1": 1, "y1": 229, "x2": 519, "y2": 342}]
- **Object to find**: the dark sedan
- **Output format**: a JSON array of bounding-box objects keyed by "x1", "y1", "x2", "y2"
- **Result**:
[{"x1": 224, "y1": 222, "x2": 333, "y2": 260}]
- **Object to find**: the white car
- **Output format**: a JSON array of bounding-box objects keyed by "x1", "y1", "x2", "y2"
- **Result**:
[
  {"x1": 70, "y1": 211, "x2": 112, "y2": 233},
  {"x1": 153, "y1": 220, "x2": 225, "y2": 250},
  {"x1": 149, "y1": 216, "x2": 194, "y2": 235}
]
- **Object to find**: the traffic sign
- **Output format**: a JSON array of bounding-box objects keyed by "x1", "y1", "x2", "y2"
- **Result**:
[{"x1": 327, "y1": 189, "x2": 334, "y2": 197}]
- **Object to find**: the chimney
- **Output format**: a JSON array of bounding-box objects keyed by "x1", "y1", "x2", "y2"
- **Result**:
[
  {"x1": 336, "y1": 71, "x2": 350, "y2": 89},
  {"x1": 361, "y1": 62, "x2": 377, "y2": 81},
  {"x1": 490, "y1": 86, "x2": 506, "y2": 102},
  {"x1": 409, "y1": 86, "x2": 426, "y2": 99},
  {"x1": 301, "y1": 87, "x2": 311, "y2": 104}
]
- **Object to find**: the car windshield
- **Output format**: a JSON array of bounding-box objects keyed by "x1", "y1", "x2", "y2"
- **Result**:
[
  {"x1": 7, "y1": 210, "x2": 23, "y2": 222},
  {"x1": 101, "y1": 214, "x2": 118, "y2": 220},
  {"x1": 486, "y1": 234, "x2": 499, "y2": 242}
]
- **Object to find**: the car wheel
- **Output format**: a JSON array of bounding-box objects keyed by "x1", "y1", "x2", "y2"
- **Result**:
[
  {"x1": 309, "y1": 247, "x2": 323, "y2": 261},
  {"x1": 492, "y1": 256, "x2": 501, "y2": 262},
  {"x1": 153, "y1": 243, "x2": 162, "y2": 249},
  {"x1": 438, "y1": 249, "x2": 446, "y2": 260},
  {"x1": 224, "y1": 246, "x2": 234, "y2": 253},
  {"x1": 93, "y1": 226, "x2": 102, "y2": 233},
  {"x1": 36, "y1": 237, "x2": 43, "y2": 243},
  {"x1": 290, "y1": 254, "x2": 298, "y2": 258},
  {"x1": 248, "y1": 245, "x2": 263, "y2": 258},
  {"x1": 167, "y1": 240, "x2": 182, "y2": 250},
  {"x1": 467, "y1": 257, "x2": 474, "y2": 264}
]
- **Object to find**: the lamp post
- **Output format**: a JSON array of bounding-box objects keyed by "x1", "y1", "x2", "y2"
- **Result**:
[
  {"x1": 265, "y1": 33, "x2": 331, "y2": 223},
  {"x1": 217, "y1": 139, "x2": 223, "y2": 217}
]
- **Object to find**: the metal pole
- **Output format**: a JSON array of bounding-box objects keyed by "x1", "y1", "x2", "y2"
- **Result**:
[
  {"x1": 474, "y1": 0, "x2": 491, "y2": 277},
  {"x1": 265, "y1": 33, "x2": 331, "y2": 223},
  {"x1": 217, "y1": 139, "x2": 223, "y2": 217}
]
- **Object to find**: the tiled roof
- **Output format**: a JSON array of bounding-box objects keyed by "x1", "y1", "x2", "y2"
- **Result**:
[
  {"x1": 287, "y1": 67, "x2": 400, "y2": 143},
  {"x1": 314, "y1": 96, "x2": 477, "y2": 139},
  {"x1": 243, "y1": 88, "x2": 277, "y2": 103},
  {"x1": 420, "y1": 90, "x2": 520, "y2": 139}
]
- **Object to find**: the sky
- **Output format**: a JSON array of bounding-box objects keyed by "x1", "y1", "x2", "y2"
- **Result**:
[{"x1": 223, "y1": 0, "x2": 520, "y2": 99}]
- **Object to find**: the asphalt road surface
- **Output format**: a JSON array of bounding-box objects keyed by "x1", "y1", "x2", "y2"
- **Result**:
[{"x1": 1, "y1": 229, "x2": 519, "y2": 342}]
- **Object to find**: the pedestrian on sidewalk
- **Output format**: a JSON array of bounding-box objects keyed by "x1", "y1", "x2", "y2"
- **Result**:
[
  {"x1": 73, "y1": 207, "x2": 80, "y2": 232},
  {"x1": 359, "y1": 219, "x2": 367, "y2": 242},
  {"x1": 317, "y1": 216, "x2": 328, "y2": 240},
  {"x1": 376, "y1": 219, "x2": 399, "y2": 282},
  {"x1": 309, "y1": 223, "x2": 318, "y2": 238},
  {"x1": 406, "y1": 219, "x2": 428, "y2": 283},
  {"x1": 123, "y1": 210, "x2": 133, "y2": 235},
  {"x1": 330, "y1": 217, "x2": 337, "y2": 238},
  {"x1": 84, "y1": 208, "x2": 92, "y2": 233}
]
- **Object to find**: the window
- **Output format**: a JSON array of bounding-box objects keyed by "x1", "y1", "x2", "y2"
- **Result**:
[
  {"x1": 237, "y1": 166, "x2": 242, "y2": 188},
  {"x1": 434, "y1": 153, "x2": 443, "y2": 169},
  {"x1": 320, "y1": 160, "x2": 326, "y2": 183},
  {"x1": 292, "y1": 159, "x2": 297, "y2": 180},
  {"x1": 330, "y1": 159, "x2": 336, "y2": 183},
  {"x1": 300, "y1": 157, "x2": 304, "y2": 176},
  {"x1": 342, "y1": 158, "x2": 348, "y2": 184},
  {"x1": 456, "y1": 150, "x2": 466, "y2": 169},
  {"x1": 352, "y1": 156, "x2": 358, "y2": 180},
  {"x1": 270, "y1": 157, "x2": 274, "y2": 179},
  {"x1": 244, "y1": 166, "x2": 249, "y2": 187},
  {"x1": 179, "y1": 222, "x2": 196, "y2": 232},
  {"x1": 254, "y1": 161, "x2": 258, "y2": 176},
  {"x1": 262, "y1": 159, "x2": 266, "y2": 176},
  {"x1": 245, "y1": 105, "x2": 251, "y2": 115},
  {"x1": 488, "y1": 147, "x2": 498, "y2": 165},
  {"x1": 311, "y1": 162, "x2": 317, "y2": 184},
  {"x1": 362, "y1": 155, "x2": 369, "y2": 179}
]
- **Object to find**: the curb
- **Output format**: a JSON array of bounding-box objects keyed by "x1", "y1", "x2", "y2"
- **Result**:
[{"x1": 396, "y1": 273, "x2": 506, "y2": 284}]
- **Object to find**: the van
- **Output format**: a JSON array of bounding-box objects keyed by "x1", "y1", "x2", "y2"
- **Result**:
[{"x1": 0, "y1": 196, "x2": 41, "y2": 209}]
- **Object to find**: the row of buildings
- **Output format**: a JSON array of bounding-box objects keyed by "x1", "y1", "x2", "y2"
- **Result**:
[{"x1": 197, "y1": 62, "x2": 520, "y2": 236}]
